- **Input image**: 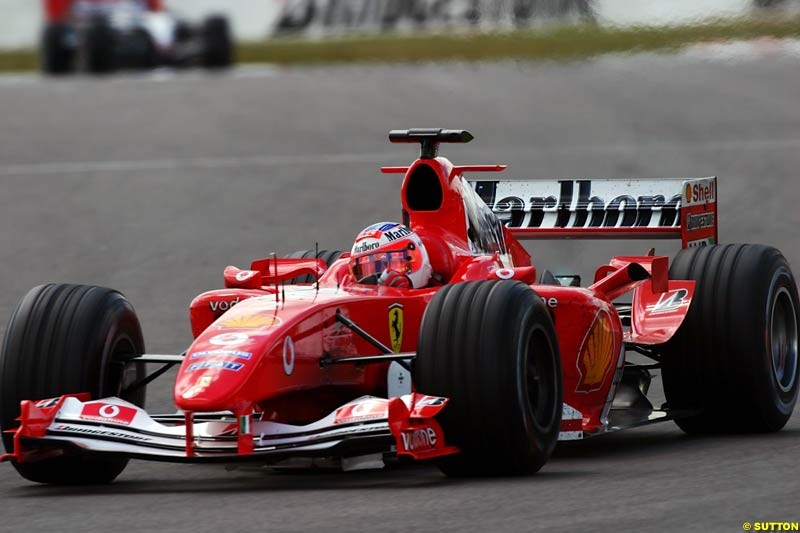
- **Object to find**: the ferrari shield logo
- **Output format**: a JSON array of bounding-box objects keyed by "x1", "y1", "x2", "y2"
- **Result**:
[{"x1": 388, "y1": 303, "x2": 403, "y2": 353}]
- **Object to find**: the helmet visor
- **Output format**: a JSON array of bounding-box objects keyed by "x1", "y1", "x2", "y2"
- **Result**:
[{"x1": 351, "y1": 250, "x2": 412, "y2": 284}]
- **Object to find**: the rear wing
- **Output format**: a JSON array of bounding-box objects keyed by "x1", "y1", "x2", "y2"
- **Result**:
[{"x1": 470, "y1": 177, "x2": 717, "y2": 248}]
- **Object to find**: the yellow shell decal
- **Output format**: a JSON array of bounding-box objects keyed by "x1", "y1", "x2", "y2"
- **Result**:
[
  {"x1": 219, "y1": 315, "x2": 280, "y2": 329},
  {"x1": 576, "y1": 310, "x2": 615, "y2": 393},
  {"x1": 388, "y1": 303, "x2": 404, "y2": 354}
]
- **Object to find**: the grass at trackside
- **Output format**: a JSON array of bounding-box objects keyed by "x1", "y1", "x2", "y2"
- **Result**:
[
  {"x1": 237, "y1": 16, "x2": 800, "y2": 65},
  {"x1": 2, "y1": 16, "x2": 800, "y2": 72}
]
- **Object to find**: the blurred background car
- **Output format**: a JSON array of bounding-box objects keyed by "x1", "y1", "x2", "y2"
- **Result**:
[{"x1": 41, "y1": 0, "x2": 233, "y2": 74}]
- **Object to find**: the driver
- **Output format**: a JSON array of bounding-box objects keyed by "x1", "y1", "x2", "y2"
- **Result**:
[{"x1": 349, "y1": 222, "x2": 432, "y2": 289}]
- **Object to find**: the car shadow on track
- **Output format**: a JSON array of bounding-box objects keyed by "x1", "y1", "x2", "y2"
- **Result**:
[
  {"x1": 8, "y1": 426, "x2": 799, "y2": 496},
  {"x1": 8, "y1": 463, "x2": 591, "y2": 497},
  {"x1": 553, "y1": 424, "x2": 800, "y2": 461}
]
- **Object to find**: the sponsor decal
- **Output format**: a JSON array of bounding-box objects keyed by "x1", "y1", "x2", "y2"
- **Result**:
[
  {"x1": 388, "y1": 303, "x2": 404, "y2": 354},
  {"x1": 353, "y1": 240, "x2": 380, "y2": 254},
  {"x1": 80, "y1": 403, "x2": 138, "y2": 426},
  {"x1": 275, "y1": 0, "x2": 592, "y2": 35},
  {"x1": 576, "y1": 311, "x2": 615, "y2": 393},
  {"x1": 54, "y1": 424, "x2": 150, "y2": 441},
  {"x1": 383, "y1": 226, "x2": 412, "y2": 242},
  {"x1": 687, "y1": 237, "x2": 715, "y2": 248},
  {"x1": 334, "y1": 400, "x2": 387, "y2": 424},
  {"x1": 400, "y1": 427, "x2": 438, "y2": 452},
  {"x1": 415, "y1": 396, "x2": 446, "y2": 407},
  {"x1": 181, "y1": 375, "x2": 213, "y2": 399},
  {"x1": 473, "y1": 179, "x2": 684, "y2": 229},
  {"x1": 378, "y1": 223, "x2": 399, "y2": 232},
  {"x1": 189, "y1": 349, "x2": 252, "y2": 360},
  {"x1": 283, "y1": 336, "x2": 295, "y2": 376},
  {"x1": 35, "y1": 398, "x2": 60, "y2": 408},
  {"x1": 219, "y1": 315, "x2": 281, "y2": 329},
  {"x1": 682, "y1": 178, "x2": 717, "y2": 207},
  {"x1": 647, "y1": 288, "x2": 690, "y2": 315},
  {"x1": 187, "y1": 360, "x2": 244, "y2": 372},
  {"x1": 686, "y1": 212, "x2": 715, "y2": 231},
  {"x1": 208, "y1": 332, "x2": 249, "y2": 346},
  {"x1": 495, "y1": 268, "x2": 515, "y2": 279},
  {"x1": 546, "y1": 297, "x2": 558, "y2": 308},
  {"x1": 209, "y1": 297, "x2": 240, "y2": 313}
]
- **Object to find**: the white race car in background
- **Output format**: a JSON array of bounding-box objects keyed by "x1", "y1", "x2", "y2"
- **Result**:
[{"x1": 41, "y1": 0, "x2": 233, "y2": 74}]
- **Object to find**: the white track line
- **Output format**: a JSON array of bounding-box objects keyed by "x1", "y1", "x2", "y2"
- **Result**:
[
  {"x1": 0, "y1": 152, "x2": 403, "y2": 177},
  {"x1": 3, "y1": 137, "x2": 800, "y2": 177}
]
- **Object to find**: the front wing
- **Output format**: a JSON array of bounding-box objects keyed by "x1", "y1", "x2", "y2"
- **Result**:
[{"x1": 1, "y1": 394, "x2": 458, "y2": 466}]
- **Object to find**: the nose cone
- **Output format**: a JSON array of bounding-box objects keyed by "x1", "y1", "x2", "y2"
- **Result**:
[
  {"x1": 174, "y1": 340, "x2": 260, "y2": 411},
  {"x1": 174, "y1": 306, "x2": 282, "y2": 411}
]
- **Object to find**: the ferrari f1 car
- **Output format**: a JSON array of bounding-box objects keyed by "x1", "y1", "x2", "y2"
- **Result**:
[
  {"x1": 1, "y1": 129, "x2": 798, "y2": 484},
  {"x1": 41, "y1": 0, "x2": 233, "y2": 74}
]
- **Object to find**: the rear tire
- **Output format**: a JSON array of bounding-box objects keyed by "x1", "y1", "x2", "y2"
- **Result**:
[
  {"x1": 201, "y1": 15, "x2": 233, "y2": 69},
  {"x1": 661, "y1": 244, "x2": 800, "y2": 433},
  {"x1": 41, "y1": 23, "x2": 75, "y2": 75},
  {"x1": 0, "y1": 284, "x2": 146, "y2": 484},
  {"x1": 415, "y1": 280, "x2": 562, "y2": 476},
  {"x1": 79, "y1": 15, "x2": 116, "y2": 74},
  {"x1": 287, "y1": 250, "x2": 343, "y2": 284}
]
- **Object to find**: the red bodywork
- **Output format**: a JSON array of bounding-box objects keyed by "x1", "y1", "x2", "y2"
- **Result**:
[
  {"x1": 44, "y1": 0, "x2": 162, "y2": 22},
  {"x1": 177, "y1": 153, "x2": 702, "y2": 440}
]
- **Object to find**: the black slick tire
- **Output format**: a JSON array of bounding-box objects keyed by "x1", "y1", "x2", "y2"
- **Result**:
[
  {"x1": 661, "y1": 244, "x2": 800, "y2": 433},
  {"x1": 0, "y1": 284, "x2": 146, "y2": 484},
  {"x1": 287, "y1": 250, "x2": 343, "y2": 284},
  {"x1": 201, "y1": 15, "x2": 233, "y2": 69},
  {"x1": 41, "y1": 23, "x2": 75, "y2": 75},
  {"x1": 415, "y1": 280, "x2": 563, "y2": 476},
  {"x1": 79, "y1": 15, "x2": 116, "y2": 74}
]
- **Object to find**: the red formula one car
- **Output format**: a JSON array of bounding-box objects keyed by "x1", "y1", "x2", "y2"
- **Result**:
[{"x1": 1, "y1": 129, "x2": 798, "y2": 484}]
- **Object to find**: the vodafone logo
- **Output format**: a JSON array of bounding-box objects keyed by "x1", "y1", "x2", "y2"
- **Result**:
[
  {"x1": 80, "y1": 403, "x2": 137, "y2": 426},
  {"x1": 283, "y1": 336, "x2": 295, "y2": 376},
  {"x1": 99, "y1": 405, "x2": 120, "y2": 418},
  {"x1": 235, "y1": 270, "x2": 257, "y2": 282},
  {"x1": 209, "y1": 332, "x2": 249, "y2": 346}
]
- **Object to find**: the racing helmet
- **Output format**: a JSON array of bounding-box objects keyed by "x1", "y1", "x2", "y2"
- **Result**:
[{"x1": 349, "y1": 222, "x2": 432, "y2": 289}]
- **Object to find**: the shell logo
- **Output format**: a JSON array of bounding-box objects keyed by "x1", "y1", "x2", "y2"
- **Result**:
[
  {"x1": 219, "y1": 315, "x2": 281, "y2": 329},
  {"x1": 684, "y1": 183, "x2": 692, "y2": 204},
  {"x1": 576, "y1": 310, "x2": 615, "y2": 393}
]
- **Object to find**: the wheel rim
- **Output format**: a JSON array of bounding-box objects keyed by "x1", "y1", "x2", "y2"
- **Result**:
[
  {"x1": 525, "y1": 328, "x2": 557, "y2": 430},
  {"x1": 770, "y1": 286, "x2": 798, "y2": 393},
  {"x1": 106, "y1": 336, "x2": 141, "y2": 403}
]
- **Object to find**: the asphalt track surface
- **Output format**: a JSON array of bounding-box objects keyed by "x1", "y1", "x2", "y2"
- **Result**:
[{"x1": 1, "y1": 49, "x2": 800, "y2": 532}]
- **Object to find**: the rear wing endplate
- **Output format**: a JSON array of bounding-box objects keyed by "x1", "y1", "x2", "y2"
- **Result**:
[{"x1": 470, "y1": 177, "x2": 717, "y2": 248}]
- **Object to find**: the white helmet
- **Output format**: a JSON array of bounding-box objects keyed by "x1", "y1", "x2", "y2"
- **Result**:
[{"x1": 349, "y1": 222, "x2": 432, "y2": 289}]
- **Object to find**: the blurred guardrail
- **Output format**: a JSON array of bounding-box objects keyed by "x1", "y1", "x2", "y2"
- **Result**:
[{"x1": 0, "y1": 0, "x2": 797, "y2": 48}]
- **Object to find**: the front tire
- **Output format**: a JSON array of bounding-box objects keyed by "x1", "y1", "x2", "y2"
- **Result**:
[
  {"x1": 661, "y1": 244, "x2": 800, "y2": 433},
  {"x1": 201, "y1": 15, "x2": 233, "y2": 69},
  {"x1": 415, "y1": 280, "x2": 563, "y2": 476},
  {"x1": 0, "y1": 284, "x2": 146, "y2": 484}
]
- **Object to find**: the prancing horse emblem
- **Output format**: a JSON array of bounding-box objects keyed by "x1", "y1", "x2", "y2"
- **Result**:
[{"x1": 388, "y1": 303, "x2": 403, "y2": 353}]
